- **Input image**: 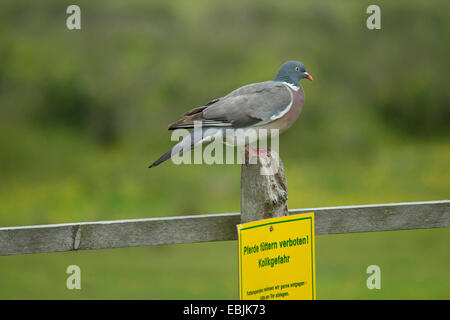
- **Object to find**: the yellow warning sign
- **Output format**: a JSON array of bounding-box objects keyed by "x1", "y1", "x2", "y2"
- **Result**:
[{"x1": 237, "y1": 213, "x2": 316, "y2": 300}]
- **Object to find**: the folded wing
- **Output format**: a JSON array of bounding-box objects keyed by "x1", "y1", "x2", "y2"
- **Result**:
[{"x1": 168, "y1": 81, "x2": 292, "y2": 130}]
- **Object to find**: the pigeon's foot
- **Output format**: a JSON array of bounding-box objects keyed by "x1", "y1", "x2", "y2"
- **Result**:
[{"x1": 244, "y1": 146, "x2": 272, "y2": 164}]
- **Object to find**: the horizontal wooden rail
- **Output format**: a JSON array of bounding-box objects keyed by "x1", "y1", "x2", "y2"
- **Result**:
[{"x1": 0, "y1": 200, "x2": 448, "y2": 256}]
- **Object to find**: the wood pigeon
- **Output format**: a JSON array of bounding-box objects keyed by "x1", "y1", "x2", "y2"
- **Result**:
[{"x1": 149, "y1": 61, "x2": 313, "y2": 168}]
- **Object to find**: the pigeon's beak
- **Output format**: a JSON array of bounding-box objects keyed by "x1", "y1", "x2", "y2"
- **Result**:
[{"x1": 304, "y1": 72, "x2": 313, "y2": 81}]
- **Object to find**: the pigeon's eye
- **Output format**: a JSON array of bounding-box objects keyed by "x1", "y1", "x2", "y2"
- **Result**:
[{"x1": 295, "y1": 67, "x2": 299, "y2": 71}]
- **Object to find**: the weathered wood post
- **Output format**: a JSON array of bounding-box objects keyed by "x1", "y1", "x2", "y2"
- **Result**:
[{"x1": 240, "y1": 151, "x2": 289, "y2": 223}]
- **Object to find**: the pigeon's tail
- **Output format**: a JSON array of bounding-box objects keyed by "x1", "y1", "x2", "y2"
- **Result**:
[
  {"x1": 148, "y1": 149, "x2": 173, "y2": 168},
  {"x1": 148, "y1": 133, "x2": 192, "y2": 168},
  {"x1": 149, "y1": 128, "x2": 220, "y2": 168}
]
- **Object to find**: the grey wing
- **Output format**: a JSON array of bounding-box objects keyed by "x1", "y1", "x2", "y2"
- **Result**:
[
  {"x1": 204, "y1": 81, "x2": 292, "y2": 127},
  {"x1": 168, "y1": 81, "x2": 292, "y2": 129}
]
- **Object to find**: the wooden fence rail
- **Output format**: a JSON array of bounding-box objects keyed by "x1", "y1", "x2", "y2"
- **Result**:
[
  {"x1": 1, "y1": 200, "x2": 448, "y2": 256},
  {"x1": 1, "y1": 156, "x2": 449, "y2": 256}
]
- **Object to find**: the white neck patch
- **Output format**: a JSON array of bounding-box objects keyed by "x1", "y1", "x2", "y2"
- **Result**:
[{"x1": 282, "y1": 82, "x2": 300, "y2": 91}]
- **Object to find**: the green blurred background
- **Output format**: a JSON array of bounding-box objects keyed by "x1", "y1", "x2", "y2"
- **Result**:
[{"x1": 0, "y1": 0, "x2": 449, "y2": 299}]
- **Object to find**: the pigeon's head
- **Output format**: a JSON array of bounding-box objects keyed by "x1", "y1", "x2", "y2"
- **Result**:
[{"x1": 274, "y1": 61, "x2": 313, "y2": 87}]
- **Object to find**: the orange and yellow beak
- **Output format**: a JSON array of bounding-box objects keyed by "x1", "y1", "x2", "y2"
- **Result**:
[{"x1": 304, "y1": 72, "x2": 313, "y2": 81}]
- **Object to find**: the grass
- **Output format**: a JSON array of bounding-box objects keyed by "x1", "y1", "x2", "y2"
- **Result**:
[
  {"x1": 0, "y1": 128, "x2": 448, "y2": 299},
  {"x1": 1, "y1": 229, "x2": 448, "y2": 299}
]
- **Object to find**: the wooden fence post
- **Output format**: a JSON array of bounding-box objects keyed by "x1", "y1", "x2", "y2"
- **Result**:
[{"x1": 240, "y1": 152, "x2": 289, "y2": 223}]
